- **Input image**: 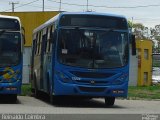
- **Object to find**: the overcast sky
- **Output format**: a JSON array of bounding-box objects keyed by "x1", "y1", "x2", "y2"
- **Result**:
[{"x1": 0, "y1": 0, "x2": 160, "y2": 28}]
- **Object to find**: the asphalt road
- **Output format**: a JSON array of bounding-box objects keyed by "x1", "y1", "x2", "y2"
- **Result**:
[
  {"x1": 0, "y1": 96, "x2": 160, "y2": 120},
  {"x1": 0, "y1": 96, "x2": 159, "y2": 114}
]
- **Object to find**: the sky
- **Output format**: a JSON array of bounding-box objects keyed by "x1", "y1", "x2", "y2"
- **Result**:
[{"x1": 0, "y1": 0, "x2": 160, "y2": 28}]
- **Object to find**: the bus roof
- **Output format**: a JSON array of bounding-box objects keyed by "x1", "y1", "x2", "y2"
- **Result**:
[
  {"x1": 0, "y1": 14, "x2": 20, "y2": 21},
  {"x1": 33, "y1": 12, "x2": 127, "y2": 34},
  {"x1": 61, "y1": 12, "x2": 126, "y2": 18}
]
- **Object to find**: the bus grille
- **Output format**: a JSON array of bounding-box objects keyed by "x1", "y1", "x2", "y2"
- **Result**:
[
  {"x1": 75, "y1": 80, "x2": 108, "y2": 84},
  {"x1": 79, "y1": 86, "x2": 105, "y2": 92},
  {"x1": 70, "y1": 71, "x2": 115, "y2": 78}
]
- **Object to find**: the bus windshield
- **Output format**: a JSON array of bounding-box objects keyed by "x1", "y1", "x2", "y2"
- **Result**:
[
  {"x1": 0, "y1": 32, "x2": 21, "y2": 67},
  {"x1": 0, "y1": 18, "x2": 20, "y2": 31},
  {"x1": 58, "y1": 28, "x2": 128, "y2": 69}
]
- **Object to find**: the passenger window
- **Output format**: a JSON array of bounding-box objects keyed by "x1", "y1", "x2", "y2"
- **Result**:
[
  {"x1": 34, "y1": 34, "x2": 38, "y2": 55},
  {"x1": 46, "y1": 27, "x2": 50, "y2": 53},
  {"x1": 36, "y1": 33, "x2": 40, "y2": 55},
  {"x1": 39, "y1": 31, "x2": 43, "y2": 55},
  {"x1": 48, "y1": 27, "x2": 52, "y2": 52},
  {"x1": 45, "y1": 28, "x2": 48, "y2": 53},
  {"x1": 46, "y1": 26, "x2": 53, "y2": 53},
  {"x1": 37, "y1": 32, "x2": 41, "y2": 55}
]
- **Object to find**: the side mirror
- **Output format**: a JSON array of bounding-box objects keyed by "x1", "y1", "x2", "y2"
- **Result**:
[
  {"x1": 131, "y1": 35, "x2": 136, "y2": 55},
  {"x1": 22, "y1": 34, "x2": 25, "y2": 45}
]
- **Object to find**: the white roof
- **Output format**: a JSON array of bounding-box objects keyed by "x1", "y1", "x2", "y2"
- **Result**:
[{"x1": 0, "y1": 14, "x2": 20, "y2": 21}]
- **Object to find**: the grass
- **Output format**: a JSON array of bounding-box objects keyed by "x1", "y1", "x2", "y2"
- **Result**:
[
  {"x1": 21, "y1": 84, "x2": 160, "y2": 100},
  {"x1": 128, "y1": 85, "x2": 160, "y2": 100},
  {"x1": 21, "y1": 84, "x2": 32, "y2": 96}
]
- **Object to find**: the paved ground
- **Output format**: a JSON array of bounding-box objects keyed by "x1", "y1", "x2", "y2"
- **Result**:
[{"x1": 0, "y1": 96, "x2": 159, "y2": 114}]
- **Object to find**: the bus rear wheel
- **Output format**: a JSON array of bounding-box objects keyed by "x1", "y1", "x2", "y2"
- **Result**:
[{"x1": 105, "y1": 97, "x2": 115, "y2": 106}]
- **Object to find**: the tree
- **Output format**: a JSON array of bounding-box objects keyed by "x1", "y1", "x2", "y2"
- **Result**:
[
  {"x1": 132, "y1": 23, "x2": 147, "y2": 39},
  {"x1": 151, "y1": 24, "x2": 160, "y2": 53},
  {"x1": 133, "y1": 23, "x2": 145, "y2": 30},
  {"x1": 128, "y1": 21, "x2": 133, "y2": 28}
]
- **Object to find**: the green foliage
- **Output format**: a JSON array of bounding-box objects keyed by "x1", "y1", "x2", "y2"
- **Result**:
[
  {"x1": 155, "y1": 36, "x2": 160, "y2": 41},
  {"x1": 132, "y1": 23, "x2": 145, "y2": 30},
  {"x1": 153, "y1": 62, "x2": 160, "y2": 67},
  {"x1": 21, "y1": 84, "x2": 32, "y2": 96},
  {"x1": 128, "y1": 86, "x2": 160, "y2": 100},
  {"x1": 128, "y1": 20, "x2": 133, "y2": 28}
]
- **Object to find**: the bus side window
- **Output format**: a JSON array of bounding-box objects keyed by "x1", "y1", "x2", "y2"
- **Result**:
[
  {"x1": 39, "y1": 31, "x2": 43, "y2": 55},
  {"x1": 49, "y1": 24, "x2": 55, "y2": 52},
  {"x1": 46, "y1": 25, "x2": 54, "y2": 53},
  {"x1": 46, "y1": 27, "x2": 51, "y2": 53},
  {"x1": 48, "y1": 25, "x2": 53, "y2": 52},
  {"x1": 32, "y1": 40, "x2": 35, "y2": 55},
  {"x1": 44, "y1": 28, "x2": 48, "y2": 53},
  {"x1": 35, "y1": 34, "x2": 38, "y2": 55},
  {"x1": 32, "y1": 34, "x2": 36, "y2": 56},
  {"x1": 37, "y1": 32, "x2": 41, "y2": 55}
]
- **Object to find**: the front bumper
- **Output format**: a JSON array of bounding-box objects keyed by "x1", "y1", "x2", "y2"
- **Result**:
[
  {"x1": 54, "y1": 79, "x2": 128, "y2": 98},
  {"x1": 0, "y1": 80, "x2": 21, "y2": 94}
]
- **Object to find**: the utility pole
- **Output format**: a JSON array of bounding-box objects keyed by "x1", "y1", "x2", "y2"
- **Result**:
[
  {"x1": 9, "y1": 2, "x2": 19, "y2": 12},
  {"x1": 131, "y1": 17, "x2": 134, "y2": 31},
  {"x1": 86, "y1": 0, "x2": 89, "y2": 11},
  {"x1": 59, "y1": 0, "x2": 61, "y2": 12},
  {"x1": 42, "y1": 0, "x2": 44, "y2": 11}
]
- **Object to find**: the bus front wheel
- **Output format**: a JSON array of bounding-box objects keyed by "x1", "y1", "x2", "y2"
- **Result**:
[
  {"x1": 10, "y1": 94, "x2": 17, "y2": 103},
  {"x1": 105, "y1": 97, "x2": 115, "y2": 106}
]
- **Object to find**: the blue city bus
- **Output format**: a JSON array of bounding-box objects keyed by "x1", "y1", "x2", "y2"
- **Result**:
[
  {"x1": 31, "y1": 12, "x2": 136, "y2": 106},
  {"x1": 0, "y1": 15, "x2": 24, "y2": 102}
]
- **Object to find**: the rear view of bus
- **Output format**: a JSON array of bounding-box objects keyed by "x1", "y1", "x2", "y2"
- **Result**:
[{"x1": 0, "y1": 15, "x2": 23, "y2": 102}]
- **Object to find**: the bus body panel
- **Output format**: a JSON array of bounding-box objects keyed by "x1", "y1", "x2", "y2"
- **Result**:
[
  {"x1": 0, "y1": 15, "x2": 23, "y2": 96},
  {"x1": 31, "y1": 12, "x2": 130, "y2": 100},
  {"x1": 52, "y1": 62, "x2": 129, "y2": 97},
  {"x1": 0, "y1": 63, "x2": 22, "y2": 94}
]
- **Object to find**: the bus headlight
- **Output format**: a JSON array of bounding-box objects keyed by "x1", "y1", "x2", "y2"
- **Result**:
[
  {"x1": 112, "y1": 74, "x2": 128, "y2": 85},
  {"x1": 118, "y1": 74, "x2": 128, "y2": 80},
  {"x1": 56, "y1": 71, "x2": 72, "y2": 83}
]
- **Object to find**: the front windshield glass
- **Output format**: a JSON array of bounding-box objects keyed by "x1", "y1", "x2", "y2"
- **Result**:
[
  {"x1": 0, "y1": 32, "x2": 21, "y2": 67},
  {"x1": 58, "y1": 28, "x2": 128, "y2": 69},
  {"x1": 0, "y1": 18, "x2": 20, "y2": 31}
]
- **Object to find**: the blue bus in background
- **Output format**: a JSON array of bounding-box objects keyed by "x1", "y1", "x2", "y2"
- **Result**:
[
  {"x1": 0, "y1": 15, "x2": 24, "y2": 102},
  {"x1": 31, "y1": 12, "x2": 136, "y2": 106}
]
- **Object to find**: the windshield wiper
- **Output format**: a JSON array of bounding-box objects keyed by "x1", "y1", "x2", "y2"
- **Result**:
[
  {"x1": 103, "y1": 28, "x2": 117, "y2": 32},
  {"x1": 0, "y1": 30, "x2": 6, "y2": 36}
]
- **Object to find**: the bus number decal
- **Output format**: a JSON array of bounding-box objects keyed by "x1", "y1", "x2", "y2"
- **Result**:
[{"x1": 72, "y1": 77, "x2": 81, "y2": 81}]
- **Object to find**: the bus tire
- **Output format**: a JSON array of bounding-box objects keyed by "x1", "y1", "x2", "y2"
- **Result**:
[
  {"x1": 34, "y1": 74, "x2": 39, "y2": 98},
  {"x1": 105, "y1": 97, "x2": 115, "y2": 106},
  {"x1": 49, "y1": 84, "x2": 53, "y2": 104},
  {"x1": 35, "y1": 89, "x2": 40, "y2": 98},
  {"x1": 48, "y1": 74, "x2": 53, "y2": 104},
  {"x1": 10, "y1": 94, "x2": 17, "y2": 103}
]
